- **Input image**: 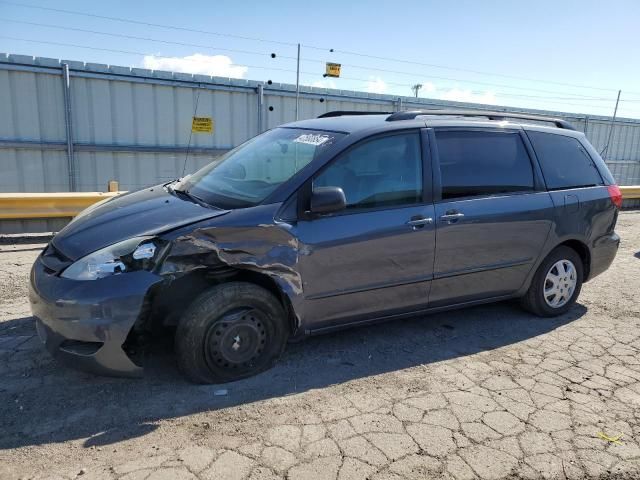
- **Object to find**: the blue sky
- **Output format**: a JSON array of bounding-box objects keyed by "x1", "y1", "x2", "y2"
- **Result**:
[{"x1": 2, "y1": 0, "x2": 640, "y2": 118}]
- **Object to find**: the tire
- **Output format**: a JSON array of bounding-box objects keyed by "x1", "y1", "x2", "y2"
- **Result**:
[
  {"x1": 175, "y1": 282, "x2": 288, "y2": 384},
  {"x1": 521, "y1": 246, "x2": 584, "y2": 317}
]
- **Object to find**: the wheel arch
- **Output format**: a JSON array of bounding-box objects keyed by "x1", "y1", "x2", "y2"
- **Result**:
[
  {"x1": 556, "y1": 238, "x2": 591, "y2": 281},
  {"x1": 140, "y1": 267, "x2": 301, "y2": 337},
  {"x1": 518, "y1": 236, "x2": 592, "y2": 297},
  {"x1": 232, "y1": 269, "x2": 301, "y2": 337}
]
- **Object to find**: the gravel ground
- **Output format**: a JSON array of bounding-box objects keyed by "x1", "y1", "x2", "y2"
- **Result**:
[{"x1": 1, "y1": 211, "x2": 640, "y2": 480}]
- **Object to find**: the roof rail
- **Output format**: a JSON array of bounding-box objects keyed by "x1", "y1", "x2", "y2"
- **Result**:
[
  {"x1": 318, "y1": 111, "x2": 392, "y2": 118},
  {"x1": 386, "y1": 109, "x2": 576, "y2": 130}
]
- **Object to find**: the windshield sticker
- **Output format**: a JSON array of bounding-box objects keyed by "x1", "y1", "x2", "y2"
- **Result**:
[{"x1": 293, "y1": 133, "x2": 331, "y2": 146}]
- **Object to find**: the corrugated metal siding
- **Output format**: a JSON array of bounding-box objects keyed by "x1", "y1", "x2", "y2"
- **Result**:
[
  {"x1": 71, "y1": 152, "x2": 219, "y2": 192},
  {"x1": 0, "y1": 149, "x2": 69, "y2": 192},
  {"x1": 0, "y1": 68, "x2": 66, "y2": 141},
  {"x1": 1, "y1": 53, "x2": 639, "y2": 232},
  {"x1": 66, "y1": 76, "x2": 252, "y2": 192}
]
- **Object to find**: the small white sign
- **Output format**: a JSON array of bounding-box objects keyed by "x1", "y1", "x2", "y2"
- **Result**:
[{"x1": 293, "y1": 133, "x2": 331, "y2": 146}]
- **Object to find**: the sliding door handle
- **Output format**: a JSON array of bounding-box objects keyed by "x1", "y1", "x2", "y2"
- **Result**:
[
  {"x1": 440, "y1": 212, "x2": 465, "y2": 221},
  {"x1": 406, "y1": 217, "x2": 433, "y2": 226}
]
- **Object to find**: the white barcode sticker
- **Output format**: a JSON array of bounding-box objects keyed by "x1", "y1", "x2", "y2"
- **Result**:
[{"x1": 293, "y1": 134, "x2": 331, "y2": 146}]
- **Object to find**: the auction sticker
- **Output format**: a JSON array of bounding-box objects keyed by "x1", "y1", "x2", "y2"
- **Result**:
[{"x1": 293, "y1": 133, "x2": 331, "y2": 146}]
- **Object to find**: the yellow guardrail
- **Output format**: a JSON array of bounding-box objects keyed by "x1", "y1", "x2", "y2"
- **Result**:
[
  {"x1": 621, "y1": 185, "x2": 640, "y2": 199},
  {"x1": 0, "y1": 186, "x2": 638, "y2": 221},
  {"x1": 0, "y1": 192, "x2": 123, "y2": 219}
]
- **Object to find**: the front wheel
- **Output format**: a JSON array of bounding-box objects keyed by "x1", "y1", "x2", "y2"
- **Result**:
[
  {"x1": 521, "y1": 246, "x2": 584, "y2": 317},
  {"x1": 175, "y1": 282, "x2": 289, "y2": 384}
]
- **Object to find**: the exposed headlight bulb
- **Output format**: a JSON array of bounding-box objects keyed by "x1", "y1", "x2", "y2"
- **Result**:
[{"x1": 133, "y1": 243, "x2": 156, "y2": 260}]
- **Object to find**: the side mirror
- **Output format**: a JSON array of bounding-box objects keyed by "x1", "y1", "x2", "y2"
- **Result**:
[{"x1": 310, "y1": 186, "x2": 346, "y2": 215}]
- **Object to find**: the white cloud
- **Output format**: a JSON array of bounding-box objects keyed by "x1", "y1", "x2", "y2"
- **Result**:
[
  {"x1": 439, "y1": 87, "x2": 497, "y2": 105},
  {"x1": 312, "y1": 78, "x2": 337, "y2": 89},
  {"x1": 365, "y1": 76, "x2": 388, "y2": 94},
  {"x1": 422, "y1": 82, "x2": 436, "y2": 94},
  {"x1": 412, "y1": 81, "x2": 497, "y2": 105},
  {"x1": 142, "y1": 53, "x2": 248, "y2": 78}
]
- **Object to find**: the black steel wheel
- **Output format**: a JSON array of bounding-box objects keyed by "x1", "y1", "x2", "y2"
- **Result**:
[{"x1": 175, "y1": 282, "x2": 288, "y2": 384}]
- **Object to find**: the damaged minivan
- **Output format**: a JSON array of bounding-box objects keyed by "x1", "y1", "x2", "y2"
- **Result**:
[{"x1": 29, "y1": 110, "x2": 621, "y2": 383}]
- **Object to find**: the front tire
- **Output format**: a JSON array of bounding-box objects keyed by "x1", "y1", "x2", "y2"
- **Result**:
[
  {"x1": 521, "y1": 246, "x2": 583, "y2": 317},
  {"x1": 175, "y1": 282, "x2": 288, "y2": 384}
]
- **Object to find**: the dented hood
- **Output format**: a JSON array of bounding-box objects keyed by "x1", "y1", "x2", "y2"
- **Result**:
[{"x1": 52, "y1": 186, "x2": 229, "y2": 260}]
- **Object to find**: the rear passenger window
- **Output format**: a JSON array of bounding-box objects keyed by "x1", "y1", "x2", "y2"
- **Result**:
[
  {"x1": 527, "y1": 131, "x2": 603, "y2": 190},
  {"x1": 435, "y1": 130, "x2": 534, "y2": 200}
]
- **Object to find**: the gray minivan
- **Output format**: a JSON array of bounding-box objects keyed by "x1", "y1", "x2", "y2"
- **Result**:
[{"x1": 29, "y1": 110, "x2": 621, "y2": 383}]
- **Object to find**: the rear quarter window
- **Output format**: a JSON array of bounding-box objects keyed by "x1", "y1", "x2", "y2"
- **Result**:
[{"x1": 526, "y1": 131, "x2": 604, "y2": 190}]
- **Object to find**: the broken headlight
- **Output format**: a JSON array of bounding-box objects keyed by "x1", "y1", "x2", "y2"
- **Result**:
[{"x1": 61, "y1": 236, "x2": 162, "y2": 281}]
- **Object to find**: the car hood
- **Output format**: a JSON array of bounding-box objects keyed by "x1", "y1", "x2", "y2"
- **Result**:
[{"x1": 52, "y1": 186, "x2": 229, "y2": 260}]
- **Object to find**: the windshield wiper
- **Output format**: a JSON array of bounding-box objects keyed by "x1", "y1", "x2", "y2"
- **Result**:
[{"x1": 169, "y1": 185, "x2": 216, "y2": 209}]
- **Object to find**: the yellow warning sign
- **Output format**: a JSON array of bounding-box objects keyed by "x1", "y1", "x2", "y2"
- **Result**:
[
  {"x1": 325, "y1": 62, "x2": 341, "y2": 78},
  {"x1": 192, "y1": 116, "x2": 214, "y2": 133}
]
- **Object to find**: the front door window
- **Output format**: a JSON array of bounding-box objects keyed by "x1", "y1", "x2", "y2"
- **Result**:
[{"x1": 313, "y1": 132, "x2": 423, "y2": 210}]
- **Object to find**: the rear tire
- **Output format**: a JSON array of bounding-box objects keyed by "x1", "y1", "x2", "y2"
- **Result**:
[
  {"x1": 175, "y1": 282, "x2": 288, "y2": 384},
  {"x1": 521, "y1": 246, "x2": 583, "y2": 317}
]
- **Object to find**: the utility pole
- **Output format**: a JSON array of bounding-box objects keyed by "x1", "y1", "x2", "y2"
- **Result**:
[
  {"x1": 61, "y1": 62, "x2": 76, "y2": 191},
  {"x1": 601, "y1": 90, "x2": 621, "y2": 158},
  {"x1": 295, "y1": 43, "x2": 300, "y2": 121},
  {"x1": 411, "y1": 83, "x2": 422, "y2": 98}
]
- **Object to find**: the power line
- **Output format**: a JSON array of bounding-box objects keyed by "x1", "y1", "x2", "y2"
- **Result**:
[
  {"x1": 307, "y1": 46, "x2": 626, "y2": 95},
  {"x1": 0, "y1": 0, "x2": 296, "y2": 47},
  {"x1": 0, "y1": 18, "x2": 624, "y2": 102},
  {"x1": 308, "y1": 76, "x2": 616, "y2": 110},
  {"x1": 0, "y1": 35, "x2": 628, "y2": 112},
  {"x1": 1, "y1": 0, "x2": 634, "y2": 96},
  {"x1": 334, "y1": 64, "x2": 618, "y2": 100},
  {"x1": 0, "y1": 18, "x2": 283, "y2": 60},
  {"x1": 0, "y1": 36, "x2": 293, "y2": 74}
]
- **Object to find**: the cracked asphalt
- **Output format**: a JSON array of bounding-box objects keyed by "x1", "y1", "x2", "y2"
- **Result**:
[{"x1": 1, "y1": 211, "x2": 640, "y2": 480}]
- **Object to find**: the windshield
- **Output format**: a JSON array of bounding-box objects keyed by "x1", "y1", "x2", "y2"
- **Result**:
[{"x1": 178, "y1": 128, "x2": 344, "y2": 208}]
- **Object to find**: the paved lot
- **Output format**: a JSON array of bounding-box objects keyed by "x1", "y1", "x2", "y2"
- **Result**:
[{"x1": 1, "y1": 211, "x2": 640, "y2": 480}]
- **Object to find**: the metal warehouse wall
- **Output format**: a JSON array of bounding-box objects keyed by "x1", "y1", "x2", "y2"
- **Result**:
[{"x1": 1, "y1": 53, "x2": 639, "y2": 233}]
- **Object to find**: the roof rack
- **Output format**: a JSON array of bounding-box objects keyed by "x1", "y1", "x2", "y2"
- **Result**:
[
  {"x1": 386, "y1": 109, "x2": 576, "y2": 130},
  {"x1": 318, "y1": 111, "x2": 392, "y2": 118}
]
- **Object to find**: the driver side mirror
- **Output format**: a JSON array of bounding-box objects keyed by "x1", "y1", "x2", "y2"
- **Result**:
[{"x1": 310, "y1": 186, "x2": 346, "y2": 215}]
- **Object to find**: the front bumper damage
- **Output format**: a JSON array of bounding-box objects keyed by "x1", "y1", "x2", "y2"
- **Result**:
[
  {"x1": 29, "y1": 206, "x2": 304, "y2": 378},
  {"x1": 29, "y1": 258, "x2": 162, "y2": 377}
]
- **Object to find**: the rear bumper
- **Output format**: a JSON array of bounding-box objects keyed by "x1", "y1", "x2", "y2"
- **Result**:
[
  {"x1": 29, "y1": 256, "x2": 162, "y2": 378},
  {"x1": 587, "y1": 232, "x2": 620, "y2": 281}
]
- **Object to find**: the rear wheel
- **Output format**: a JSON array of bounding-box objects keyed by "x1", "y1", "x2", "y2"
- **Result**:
[
  {"x1": 521, "y1": 246, "x2": 583, "y2": 317},
  {"x1": 175, "y1": 282, "x2": 288, "y2": 384}
]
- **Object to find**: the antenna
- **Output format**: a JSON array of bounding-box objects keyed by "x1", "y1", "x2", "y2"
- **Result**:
[
  {"x1": 181, "y1": 84, "x2": 203, "y2": 178},
  {"x1": 600, "y1": 90, "x2": 621, "y2": 158}
]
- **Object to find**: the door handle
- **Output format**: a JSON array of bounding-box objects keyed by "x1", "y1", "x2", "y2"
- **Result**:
[
  {"x1": 440, "y1": 212, "x2": 465, "y2": 222},
  {"x1": 406, "y1": 217, "x2": 433, "y2": 226}
]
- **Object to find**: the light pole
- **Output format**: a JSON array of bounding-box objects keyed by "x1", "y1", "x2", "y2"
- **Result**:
[{"x1": 295, "y1": 43, "x2": 300, "y2": 120}]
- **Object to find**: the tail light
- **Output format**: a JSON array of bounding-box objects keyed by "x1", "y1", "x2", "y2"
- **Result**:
[{"x1": 607, "y1": 185, "x2": 623, "y2": 209}]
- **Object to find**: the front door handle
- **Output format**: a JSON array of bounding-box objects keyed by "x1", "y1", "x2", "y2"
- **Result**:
[
  {"x1": 407, "y1": 216, "x2": 433, "y2": 227},
  {"x1": 440, "y1": 212, "x2": 465, "y2": 222}
]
